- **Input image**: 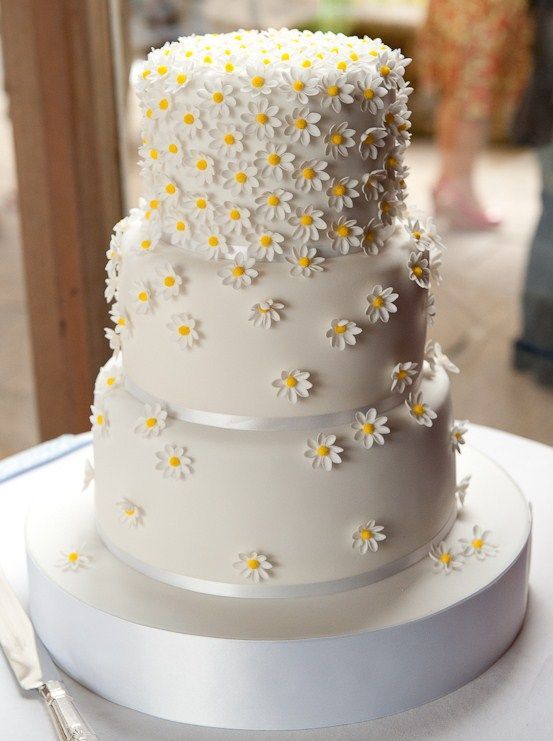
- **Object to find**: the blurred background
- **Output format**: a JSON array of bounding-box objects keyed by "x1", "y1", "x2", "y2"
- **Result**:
[{"x1": 0, "y1": 0, "x2": 551, "y2": 458}]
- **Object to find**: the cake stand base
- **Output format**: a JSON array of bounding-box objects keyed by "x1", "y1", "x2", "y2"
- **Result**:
[{"x1": 26, "y1": 447, "x2": 531, "y2": 731}]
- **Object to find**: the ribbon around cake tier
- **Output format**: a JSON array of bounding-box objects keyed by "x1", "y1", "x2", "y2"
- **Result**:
[{"x1": 124, "y1": 376, "x2": 417, "y2": 432}]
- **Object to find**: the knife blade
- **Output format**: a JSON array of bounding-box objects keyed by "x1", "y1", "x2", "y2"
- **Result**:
[{"x1": 0, "y1": 565, "x2": 99, "y2": 740}]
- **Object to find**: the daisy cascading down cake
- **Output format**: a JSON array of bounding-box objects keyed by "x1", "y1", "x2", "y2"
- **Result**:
[{"x1": 92, "y1": 28, "x2": 464, "y2": 598}]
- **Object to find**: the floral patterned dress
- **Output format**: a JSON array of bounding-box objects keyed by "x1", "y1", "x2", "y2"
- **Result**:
[{"x1": 418, "y1": 0, "x2": 532, "y2": 125}]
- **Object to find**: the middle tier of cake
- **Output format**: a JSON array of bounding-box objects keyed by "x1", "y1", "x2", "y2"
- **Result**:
[
  {"x1": 116, "y1": 219, "x2": 428, "y2": 418},
  {"x1": 93, "y1": 365, "x2": 456, "y2": 598}
]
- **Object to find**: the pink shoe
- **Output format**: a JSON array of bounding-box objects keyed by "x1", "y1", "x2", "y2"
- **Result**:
[{"x1": 432, "y1": 182, "x2": 501, "y2": 232}]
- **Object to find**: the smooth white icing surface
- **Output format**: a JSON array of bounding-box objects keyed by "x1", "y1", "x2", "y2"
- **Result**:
[
  {"x1": 93, "y1": 367, "x2": 456, "y2": 591},
  {"x1": 118, "y1": 220, "x2": 427, "y2": 416}
]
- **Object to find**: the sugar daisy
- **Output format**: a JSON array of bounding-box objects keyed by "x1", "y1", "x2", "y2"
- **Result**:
[
  {"x1": 249, "y1": 229, "x2": 284, "y2": 262},
  {"x1": 198, "y1": 229, "x2": 229, "y2": 260},
  {"x1": 359, "y1": 127, "x2": 387, "y2": 160},
  {"x1": 326, "y1": 319, "x2": 362, "y2": 350},
  {"x1": 429, "y1": 542, "x2": 464, "y2": 574},
  {"x1": 408, "y1": 251, "x2": 431, "y2": 289},
  {"x1": 406, "y1": 391, "x2": 437, "y2": 427},
  {"x1": 390, "y1": 361, "x2": 418, "y2": 393},
  {"x1": 280, "y1": 67, "x2": 319, "y2": 104},
  {"x1": 328, "y1": 217, "x2": 363, "y2": 254},
  {"x1": 96, "y1": 363, "x2": 123, "y2": 394},
  {"x1": 286, "y1": 246, "x2": 325, "y2": 277},
  {"x1": 218, "y1": 253, "x2": 258, "y2": 290},
  {"x1": 131, "y1": 280, "x2": 154, "y2": 315},
  {"x1": 221, "y1": 160, "x2": 259, "y2": 196},
  {"x1": 304, "y1": 433, "x2": 343, "y2": 471},
  {"x1": 356, "y1": 74, "x2": 387, "y2": 113},
  {"x1": 255, "y1": 189, "x2": 293, "y2": 221},
  {"x1": 289, "y1": 206, "x2": 326, "y2": 243},
  {"x1": 294, "y1": 159, "x2": 329, "y2": 193},
  {"x1": 156, "y1": 263, "x2": 182, "y2": 299},
  {"x1": 319, "y1": 72, "x2": 354, "y2": 112},
  {"x1": 366, "y1": 284, "x2": 398, "y2": 323},
  {"x1": 272, "y1": 369, "x2": 312, "y2": 404},
  {"x1": 116, "y1": 499, "x2": 144, "y2": 528},
  {"x1": 352, "y1": 409, "x2": 390, "y2": 449},
  {"x1": 325, "y1": 122, "x2": 356, "y2": 159},
  {"x1": 255, "y1": 144, "x2": 295, "y2": 181},
  {"x1": 459, "y1": 525, "x2": 498, "y2": 560},
  {"x1": 352, "y1": 521, "x2": 386, "y2": 554},
  {"x1": 56, "y1": 546, "x2": 92, "y2": 572},
  {"x1": 326, "y1": 177, "x2": 359, "y2": 211},
  {"x1": 283, "y1": 106, "x2": 321, "y2": 146},
  {"x1": 155, "y1": 444, "x2": 192, "y2": 480},
  {"x1": 450, "y1": 421, "x2": 468, "y2": 453},
  {"x1": 248, "y1": 299, "x2": 284, "y2": 329},
  {"x1": 455, "y1": 475, "x2": 472, "y2": 508},
  {"x1": 233, "y1": 552, "x2": 273, "y2": 583},
  {"x1": 168, "y1": 313, "x2": 199, "y2": 349},
  {"x1": 134, "y1": 403, "x2": 168, "y2": 438},
  {"x1": 90, "y1": 405, "x2": 109, "y2": 436},
  {"x1": 241, "y1": 99, "x2": 281, "y2": 140}
]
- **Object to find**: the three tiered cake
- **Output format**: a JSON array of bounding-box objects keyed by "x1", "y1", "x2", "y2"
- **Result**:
[{"x1": 26, "y1": 28, "x2": 531, "y2": 730}]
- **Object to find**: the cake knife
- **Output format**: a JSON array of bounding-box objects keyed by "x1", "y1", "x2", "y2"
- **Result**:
[{"x1": 0, "y1": 566, "x2": 99, "y2": 740}]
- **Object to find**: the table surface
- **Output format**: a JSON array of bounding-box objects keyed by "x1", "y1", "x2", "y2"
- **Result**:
[{"x1": 1, "y1": 424, "x2": 552, "y2": 741}]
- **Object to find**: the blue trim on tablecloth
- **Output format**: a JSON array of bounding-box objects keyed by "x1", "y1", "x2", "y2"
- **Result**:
[{"x1": 0, "y1": 433, "x2": 92, "y2": 485}]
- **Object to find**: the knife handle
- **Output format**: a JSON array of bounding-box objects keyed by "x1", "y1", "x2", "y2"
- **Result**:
[{"x1": 39, "y1": 681, "x2": 99, "y2": 740}]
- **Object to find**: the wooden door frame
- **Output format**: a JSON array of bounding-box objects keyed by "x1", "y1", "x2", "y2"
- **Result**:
[{"x1": 0, "y1": 0, "x2": 125, "y2": 439}]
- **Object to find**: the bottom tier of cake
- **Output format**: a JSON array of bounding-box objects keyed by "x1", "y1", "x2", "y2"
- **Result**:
[
  {"x1": 93, "y1": 366, "x2": 457, "y2": 597},
  {"x1": 26, "y1": 446, "x2": 531, "y2": 730}
]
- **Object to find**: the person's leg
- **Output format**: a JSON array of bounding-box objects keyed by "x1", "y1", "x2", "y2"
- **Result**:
[
  {"x1": 433, "y1": 97, "x2": 501, "y2": 230},
  {"x1": 514, "y1": 143, "x2": 553, "y2": 385}
]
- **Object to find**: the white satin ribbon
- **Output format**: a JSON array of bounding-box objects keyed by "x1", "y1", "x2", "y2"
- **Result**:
[
  {"x1": 124, "y1": 377, "x2": 409, "y2": 432},
  {"x1": 97, "y1": 504, "x2": 458, "y2": 599}
]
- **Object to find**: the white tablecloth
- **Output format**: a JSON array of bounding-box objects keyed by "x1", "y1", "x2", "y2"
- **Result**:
[{"x1": 1, "y1": 424, "x2": 552, "y2": 740}]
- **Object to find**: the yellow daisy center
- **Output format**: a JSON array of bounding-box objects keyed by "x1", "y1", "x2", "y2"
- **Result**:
[
  {"x1": 293, "y1": 79, "x2": 304, "y2": 91},
  {"x1": 176, "y1": 220, "x2": 186, "y2": 231},
  {"x1": 302, "y1": 167, "x2": 315, "y2": 180},
  {"x1": 285, "y1": 375, "x2": 298, "y2": 388},
  {"x1": 168, "y1": 143, "x2": 178, "y2": 154},
  {"x1": 439, "y1": 552, "x2": 452, "y2": 565},
  {"x1": 106, "y1": 376, "x2": 116, "y2": 387},
  {"x1": 258, "y1": 306, "x2": 269, "y2": 314},
  {"x1": 247, "y1": 558, "x2": 260, "y2": 570},
  {"x1": 168, "y1": 455, "x2": 181, "y2": 467},
  {"x1": 235, "y1": 171, "x2": 248, "y2": 184},
  {"x1": 363, "y1": 133, "x2": 374, "y2": 146},
  {"x1": 360, "y1": 529, "x2": 373, "y2": 541},
  {"x1": 294, "y1": 117, "x2": 307, "y2": 130},
  {"x1": 336, "y1": 225, "x2": 350, "y2": 238},
  {"x1": 124, "y1": 507, "x2": 136, "y2": 516},
  {"x1": 337, "y1": 60, "x2": 347, "y2": 71},
  {"x1": 301, "y1": 59, "x2": 312, "y2": 68},
  {"x1": 472, "y1": 538, "x2": 484, "y2": 550},
  {"x1": 362, "y1": 423, "x2": 375, "y2": 434},
  {"x1": 212, "y1": 91, "x2": 224, "y2": 103},
  {"x1": 331, "y1": 133, "x2": 343, "y2": 145},
  {"x1": 298, "y1": 256, "x2": 311, "y2": 268},
  {"x1": 229, "y1": 209, "x2": 241, "y2": 220},
  {"x1": 96, "y1": 414, "x2": 104, "y2": 426},
  {"x1": 363, "y1": 88, "x2": 375, "y2": 100},
  {"x1": 387, "y1": 156, "x2": 398, "y2": 168},
  {"x1": 178, "y1": 324, "x2": 190, "y2": 336},
  {"x1": 267, "y1": 152, "x2": 281, "y2": 166},
  {"x1": 224, "y1": 133, "x2": 235, "y2": 145},
  {"x1": 232, "y1": 266, "x2": 245, "y2": 277},
  {"x1": 138, "y1": 291, "x2": 148, "y2": 302},
  {"x1": 196, "y1": 198, "x2": 207, "y2": 209},
  {"x1": 208, "y1": 235, "x2": 219, "y2": 247},
  {"x1": 164, "y1": 276, "x2": 175, "y2": 287},
  {"x1": 142, "y1": 69, "x2": 151, "y2": 79},
  {"x1": 157, "y1": 65, "x2": 168, "y2": 75},
  {"x1": 196, "y1": 159, "x2": 208, "y2": 171},
  {"x1": 412, "y1": 230, "x2": 422, "y2": 240},
  {"x1": 140, "y1": 239, "x2": 151, "y2": 251},
  {"x1": 176, "y1": 73, "x2": 187, "y2": 85},
  {"x1": 412, "y1": 404, "x2": 425, "y2": 416},
  {"x1": 332, "y1": 183, "x2": 346, "y2": 196},
  {"x1": 334, "y1": 324, "x2": 347, "y2": 334},
  {"x1": 300, "y1": 214, "x2": 313, "y2": 226},
  {"x1": 317, "y1": 445, "x2": 330, "y2": 457},
  {"x1": 396, "y1": 369, "x2": 408, "y2": 380},
  {"x1": 256, "y1": 112, "x2": 268, "y2": 124},
  {"x1": 67, "y1": 552, "x2": 79, "y2": 563},
  {"x1": 149, "y1": 199, "x2": 159, "y2": 210},
  {"x1": 145, "y1": 417, "x2": 157, "y2": 428},
  {"x1": 413, "y1": 265, "x2": 424, "y2": 277},
  {"x1": 385, "y1": 112, "x2": 395, "y2": 125},
  {"x1": 146, "y1": 108, "x2": 153, "y2": 119},
  {"x1": 326, "y1": 85, "x2": 339, "y2": 97},
  {"x1": 372, "y1": 296, "x2": 384, "y2": 308},
  {"x1": 380, "y1": 64, "x2": 391, "y2": 76},
  {"x1": 183, "y1": 113, "x2": 195, "y2": 124},
  {"x1": 149, "y1": 149, "x2": 158, "y2": 160},
  {"x1": 165, "y1": 183, "x2": 176, "y2": 194},
  {"x1": 267, "y1": 194, "x2": 280, "y2": 207},
  {"x1": 260, "y1": 234, "x2": 272, "y2": 247},
  {"x1": 158, "y1": 98, "x2": 169, "y2": 110},
  {"x1": 251, "y1": 75, "x2": 265, "y2": 88}
]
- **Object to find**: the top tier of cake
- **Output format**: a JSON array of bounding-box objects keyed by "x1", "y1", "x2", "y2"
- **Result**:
[{"x1": 135, "y1": 28, "x2": 411, "y2": 254}]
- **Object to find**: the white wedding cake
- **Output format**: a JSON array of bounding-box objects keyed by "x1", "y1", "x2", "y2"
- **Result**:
[
  {"x1": 92, "y1": 27, "x2": 460, "y2": 596},
  {"x1": 25, "y1": 29, "x2": 531, "y2": 731}
]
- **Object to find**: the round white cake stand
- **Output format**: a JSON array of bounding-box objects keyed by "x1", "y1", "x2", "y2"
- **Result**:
[{"x1": 26, "y1": 447, "x2": 531, "y2": 731}]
